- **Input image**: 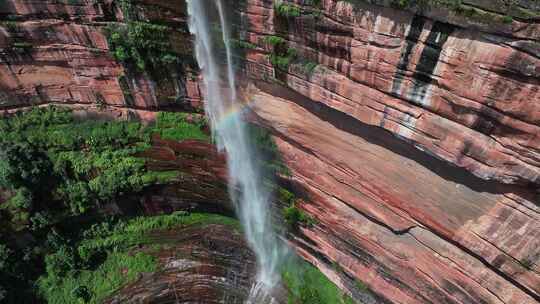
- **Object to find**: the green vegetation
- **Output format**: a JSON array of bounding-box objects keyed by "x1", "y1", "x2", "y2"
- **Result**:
[
  {"x1": 264, "y1": 35, "x2": 286, "y2": 47},
  {"x1": 39, "y1": 251, "x2": 157, "y2": 304},
  {"x1": 264, "y1": 35, "x2": 298, "y2": 72},
  {"x1": 307, "y1": 0, "x2": 322, "y2": 7},
  {"x1": 274, "y1": 2, "x2": 302, "y2": 18},
  {"x1": 264, "y1": 36, "x2": 318, "y2": 76},
  {"x1": 10, "y1": 41, "x2": 33, "y2": 53},
  {"x1": 245, "y1": 124, "x2": 316, "y2": 232},
  {"x1": 0, "y1": 18, "x2": 34, "y2": 54},
  {"x1": 355, "y1": 279, "x2": 369, "y2": 292},
  {"x1": 37, "y1": 212, "x2": 239, "y2": 304},
  {"x1": 77, "y1": 212, "x2": 240, "y2": 257},
  {"x1": 0, "y1": 20, "x2": 18, "y2": 32},
  {"x1": 105, "y1": 21, "x2": 179, "y2": 73},
  {"x1": 0, "y1": 106, "x2": 210, "y2": 302},
  {"x1": 150, "y1": 112, "x2": 209, "y2": 142},
  {"x1": 283, "y1": 203, "x2": 315, "y2": 230},
  {"x1": 300, "y1": 60, "x2": 319, "y2": 75},
  {"x1": 230, "y1": 39, "x2": 258, "y2": 50},
  {"x1": 283, "y1": 258, "x2": 355, "y2": 304},
  {"x1": 501, "y1": 15, "x2": 514, "y2": 24},
  {"x1": 273, "y1": 0, "x2": 326, "y2": 21},
  {"x1": 118, "y1": 0, "x2": 136, "y2": 21},
  {"x1": 103, "y1": 0, "x2": 183, "y2": 74},
  {"x1": 281, "y1": 186, "x2": 316, "y2": 231},
  {"x1": 269, "y1": 2, "x2": 324, "y2": 76}
]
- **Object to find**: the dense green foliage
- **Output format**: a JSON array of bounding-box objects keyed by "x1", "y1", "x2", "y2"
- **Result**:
[
  {"x1": 105, "y1": 21, "x2": 179, "y2": 73},
  {"x1": 270, "y1": 48, "x2": 297, "y2": 72},
  {"x1": 280, "y1": 188, "x2": 316, "y2": 231},
  {"x1": 40, "y1": 251, "x2": 156, "y2": 304},
  {"x1": 0, "y1": 106, "x2": 210, "y2": 303},
  {"x1": 264, "y1": 35, "x2": 298, "y2": 72},
  {"x1": 264, "y1": 35, "x2": 286, "y2": 47},
  {"x1": 230, "y1": 39, "x2": 257, "y2": 50},
  {"x1": 283, "y1": 258, "x2": 355, "y2": 304},
  {"x1": 104, "y1": 0, "x2": 183, "y2": 73},
  {"x1": 150, "y1": 112, "x2": 209, "y2": 142},
  {"x1": 274, "y1": 2, "x2": 302, "y2": 18},
  {"x1": 0, "y1": 142, "x2": 52, "y2": 190},
  {"x1": 264, "y1": 19, "x2": 318, "y2": 76}
]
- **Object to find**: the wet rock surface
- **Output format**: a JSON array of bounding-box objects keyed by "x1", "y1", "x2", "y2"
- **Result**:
[{"x1": 104, "y1": 224, "x2": 258, "y2": 304}]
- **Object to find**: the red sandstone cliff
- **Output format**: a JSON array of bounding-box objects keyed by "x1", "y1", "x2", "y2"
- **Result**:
[
  {"x1": 236, "y1": 0, "x2": 540, "y2": 303},
  {"x1": 0, "y1": 0, "x2": 202, "y2": 120},
  {"x1": 1, "y1": 0, "x2": 539, "y2": 304}
]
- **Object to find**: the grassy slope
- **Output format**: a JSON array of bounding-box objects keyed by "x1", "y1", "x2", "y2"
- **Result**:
[{"x1": 283, "y1": 258, "x2": 356, "y2": 304}]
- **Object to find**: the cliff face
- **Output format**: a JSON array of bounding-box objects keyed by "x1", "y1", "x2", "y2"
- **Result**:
[
  {"x1": 133, "y1": 136, "x2": 232, "y2": 215},
  {"x1": 105, "y1": 224, "x2": 258, "y2": 304},
  {"x1": 235, "y1": 0, "x2": 540, "y2": 303},
  {"x1": 0, "y1": 0, "x2": 201, "y2": 119},
  {"x1": 1, "y1": 0, "x2": 539, "y2": 304},
  {"x1": 241, "y1": 0, "x2": 540, "y2": 186}
]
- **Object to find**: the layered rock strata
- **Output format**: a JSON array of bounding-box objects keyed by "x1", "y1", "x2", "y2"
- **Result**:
[
  {"x1": 105, "y1": 224, "x2": 258, "y2": 304},
  {"x1": 235, "y1": 0, "x2": 540, "y2": 303},
  {"x1": 133, "y1": 136, "x2": 232, "y2": 215},
  {"x1": 0, "y1": 0, "x2": 201, "y2": 116},
  {"x1": 0, "y1": 0, "x2": 539, "y2": 303}
]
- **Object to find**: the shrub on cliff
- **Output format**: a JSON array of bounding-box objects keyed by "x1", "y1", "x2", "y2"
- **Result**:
[
  {"x1": 56, "y1": 181, "x2": 92, "y2": 215},
  {"x1": 281, "y1": 188, "x2": 316, "y2": 230},
  {"x1": 283, "y1": 203, "x2": 315, "y2": 230},
  {"x1": 263, "y1": 34, "x2": 299, "y2": 73},
  {"x1": 105, "y1": 21, "x2": 179, "y2": 73},
  {"x1": 274, "y1": 2, "x2": 302, "y2": 18}
]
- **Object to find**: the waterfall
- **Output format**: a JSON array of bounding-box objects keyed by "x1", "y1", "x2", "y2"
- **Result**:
[{"x1": 187, "y1": 0, "x2": 284, "y2": 292}]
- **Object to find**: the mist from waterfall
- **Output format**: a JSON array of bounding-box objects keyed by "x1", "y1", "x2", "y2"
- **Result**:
[{"x1": 187, "y1": 0, "x2": 284, "y2": 291}]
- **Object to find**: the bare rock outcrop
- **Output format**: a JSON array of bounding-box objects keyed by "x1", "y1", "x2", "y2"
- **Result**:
[{"x1": 234, "y1": 0, "x2": 540, "y2": 303}]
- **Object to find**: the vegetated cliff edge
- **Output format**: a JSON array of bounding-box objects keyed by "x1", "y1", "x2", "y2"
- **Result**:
[
  {"x1": 0, "y1": 0, "x2": 539, "y2": 304},
  {"x1": 235, "y1": 0, "x2": 540, "y2": 303}
]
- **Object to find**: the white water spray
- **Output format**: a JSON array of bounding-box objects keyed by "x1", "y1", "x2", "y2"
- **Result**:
[{"x1": 187, "y1": 0, "x2": 284, "y2": 291}]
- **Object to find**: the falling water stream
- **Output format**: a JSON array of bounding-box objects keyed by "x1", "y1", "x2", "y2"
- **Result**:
[{"x1": 187, "y1": 0, "x2": 284, "y2": 301}]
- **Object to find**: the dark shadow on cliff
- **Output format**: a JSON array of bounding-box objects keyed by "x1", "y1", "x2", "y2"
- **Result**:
[
  {"x1": 254, "y1": 81, "x2": 537, "y2": 198},
  {"x1": 252, "y1": 82, "x2": 540, "y2": 303}
]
